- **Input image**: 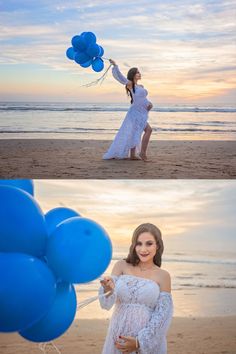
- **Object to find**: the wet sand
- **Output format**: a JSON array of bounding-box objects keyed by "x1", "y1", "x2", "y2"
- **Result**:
[{"x1": 0, "y1": 139, "x2": 236, "y2": 178}]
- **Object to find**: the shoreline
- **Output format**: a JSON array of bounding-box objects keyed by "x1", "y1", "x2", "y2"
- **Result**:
[
  {"x1": 75, "y1": 288, "x2": 236, "y2": 319},
  {"x1": 0, "y1": 139, "x2": 236, "y2": 178},
  {"x1": 0, "y1": 316, "x2": 235, "y2": 354},
  {"x1": 1, "y1": 135, "x2": 236, "y2": 141}
]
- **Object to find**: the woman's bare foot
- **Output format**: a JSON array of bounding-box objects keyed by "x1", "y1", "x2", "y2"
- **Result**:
[
  {"x1": 130, "y1": 155, "x2": 142, "y2": 160},
  {"x1": 139, "y1": 153, "x2": 152, "y2": 162}
]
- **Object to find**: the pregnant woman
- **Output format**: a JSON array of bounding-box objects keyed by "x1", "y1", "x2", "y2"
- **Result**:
[
  {"x1": 103, "y1": 60, "x2": 153, "y2": 162},
  {"x1": 99, "y1": 223, "x2": 173, "y2": 354}
]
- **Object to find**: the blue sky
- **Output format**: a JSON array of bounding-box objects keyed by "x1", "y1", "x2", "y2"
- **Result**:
[{"x1": 0, "y1": 0, "x2": 236, "y2": 103}]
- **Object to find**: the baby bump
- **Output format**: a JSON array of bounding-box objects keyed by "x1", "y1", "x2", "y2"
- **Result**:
[
  {"x1": 111, "y1": 303, "x2": 152, "y2": 341},
  {"x1": 129, "y1": 104, "x2": 148, "y2": 115}
]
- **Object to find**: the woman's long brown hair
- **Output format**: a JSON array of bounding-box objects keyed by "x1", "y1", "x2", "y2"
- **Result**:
[{"x1": 126, "y1": 67, "x2": 138, "y2": 104}]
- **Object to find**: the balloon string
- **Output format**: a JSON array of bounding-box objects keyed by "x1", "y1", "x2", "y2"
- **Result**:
[
  {"x1": 81, "y1": 64, "x2": 112, "y2": 87},
  {"x1": 37, "y1": 292, "x2": 113, "y2": 352},
  {"x1": 38, "y1": 342, "x2": 61, "y2": 354},
  {"x1": 35, "y1": 291, "x2": 111, "y2": 353},
  {"x1": 77, "y1": 290, "x2": 112, "y2": 310}
]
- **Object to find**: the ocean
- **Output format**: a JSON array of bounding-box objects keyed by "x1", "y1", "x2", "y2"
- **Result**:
[
  {"x1": 75, "y1": 249, "x2": 236, "y2": 319},
  {"x1": 0, "y1": 102, "x2": 236, "y2": 140}
]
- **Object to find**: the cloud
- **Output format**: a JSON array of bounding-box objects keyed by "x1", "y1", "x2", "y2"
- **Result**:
[
  {"x1": 35, "y1": 180, "x2": 236, "y2": 247},
  {"x1": 1, "y1": 0, "x2": 235, "y2": 103},
  {"x1": 198, "y1": 65, "x2": 236, "y2": 74}
]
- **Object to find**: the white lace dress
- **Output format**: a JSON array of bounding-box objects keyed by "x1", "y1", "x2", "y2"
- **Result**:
[
  {"x1": 99, "y1": 274, "x2": 173, "y2": 354},
  {"x1": 103, "y1": 66, "x2": 152, "y2": 159}
]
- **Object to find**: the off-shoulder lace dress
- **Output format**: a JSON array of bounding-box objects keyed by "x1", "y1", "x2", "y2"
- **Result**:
[
  {"x1": 99, "y1": 274, "x2": 173, "y2": 354},
  {"x1": 103, "y1": 66, "x2": 152, "y2": 159}
]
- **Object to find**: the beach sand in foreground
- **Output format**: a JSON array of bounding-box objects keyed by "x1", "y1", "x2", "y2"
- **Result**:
[
  {"x1": 0, "y1": 316, "x2": 235, "y2": 354},
  {"x1": 0, "y1": 140, "x2": 236, "y2": 178}
]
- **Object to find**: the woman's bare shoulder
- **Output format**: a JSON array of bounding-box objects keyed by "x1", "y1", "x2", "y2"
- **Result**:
[
  {"x1": 111, "y1": 259, "x2": 127, "y2": 276},
  {"x1": 159, "y1": 267, "x2": 171, "y2": 277},
  {"x1": 157, "y1": 268, "x2": 171, "y2": 293}
]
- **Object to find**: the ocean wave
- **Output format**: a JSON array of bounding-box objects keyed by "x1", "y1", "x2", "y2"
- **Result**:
[
  {"x1": 112, "y1": 256, "x2": 236, "y2": 265},
  {"x1": 153, "y1": 128, "x2": 236, "y2": 133},
  {"x1": 178, "y1": 283, "x2": 236, "y2": 289},
  {"x1": 164, "y1": 257, "x2": 236, "y2": 265},
  {"x1": 0, "y1": 128, "x2": 116, "y2": 134},
  {"x1": 163, "y1": 121, "x2": 236, "y2": 126},
  {"x1": 1, "y1": 127, "x2": 236, "y2": 134},
  {"x1": 0, "y1": 105, "x2": 236, "y2": 113},
  {"x1": 74, "y1": 283, "x2": 236, "y2": 292}
]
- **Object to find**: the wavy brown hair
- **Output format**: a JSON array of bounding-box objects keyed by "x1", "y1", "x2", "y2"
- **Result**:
[
  {"x1": 125, "y1": 223, "x2": 164, "y2": 267},
  {"x1": 126, "y1": 67, "x2": 138, "y2": 104}
]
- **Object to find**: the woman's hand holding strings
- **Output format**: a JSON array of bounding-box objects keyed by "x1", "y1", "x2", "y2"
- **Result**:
[
  {"x1": 100, "y1": 276, "x2": 115, "y2": 296},
  {"x1": 109, "y1": 59, "x2": 117, "y2": 66}
]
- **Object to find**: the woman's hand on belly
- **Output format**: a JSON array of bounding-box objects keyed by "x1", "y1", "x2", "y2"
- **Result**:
[
  {"x1": 115, "y1": 335, "x2": 137, "y2": 353},
  {"x1": 147, "y1": 102, "x2": 153, "y2": 111}
]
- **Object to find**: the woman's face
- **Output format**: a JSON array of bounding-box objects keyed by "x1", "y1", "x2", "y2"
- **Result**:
[
  {"x1": 135, "y1": 232, "x2": 157, "y2": 263},
  {"x1": 135, "y1": 70, "x2": 141, "y2": 81}
]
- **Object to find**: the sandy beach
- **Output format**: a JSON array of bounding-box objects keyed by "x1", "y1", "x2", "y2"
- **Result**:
[
  {"x1": 0, "y1": 139, "x2": 236, "y2": 178},
  {"x1": 0, "y1": 316, "x2": 235, "y2": 354}
]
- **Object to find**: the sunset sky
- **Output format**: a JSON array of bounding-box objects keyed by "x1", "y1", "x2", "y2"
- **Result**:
[
  {"x1": 35, "y1": 180, "x2": 236, "y2": 256},
  {"x1": 0, "y1": 0, "x2": 236, "y2": 104}
]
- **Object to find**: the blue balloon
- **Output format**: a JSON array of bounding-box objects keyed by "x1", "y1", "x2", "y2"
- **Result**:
[
  {"x1": 86, "y1": 43, "x2": 100, "y2": 58},
  {"x1": 0, "y1": 179, "x2": 34, "y2": 196},
  {"x1": 71, "y1": 35, "x2": 87, "y2": 52},
  {"x1": 46, "y1": 217, "x2": 112, "y2": 283},
  {"x1": 0, "y1": 253, "x2": 56, "y2": 332},
  {"x1": 0, "y1": 185, "x2": 47, "y2": 257},
  {"x1": 80, "y1": 59, "x2": 93, "y2": 68},
  {"x1": 98, "y1": 46, "x2": 104, "y2": 57},
  {"x1": 83, "y1": 32, "x2": 96, "y2": 46},
  {"x1": 92, "y1": 58, "x2": 104, "y2": 72},
  {"x1": 19, "y1": 282, "x2": 76, "y2": 342},
  {"x1": 45, "y1": 207, "x2": 81, "y2": 236},
  {"x1": 75, "y1": 52, "x2": 91, "y2": 64},
  {"x1": 66, "y1": 47, "x2": 76, "y2": 60}
]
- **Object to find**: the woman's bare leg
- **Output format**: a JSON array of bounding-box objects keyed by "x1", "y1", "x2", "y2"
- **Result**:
[{"x1": 140, "y1": 123, "x2": 152, "y2": 161}]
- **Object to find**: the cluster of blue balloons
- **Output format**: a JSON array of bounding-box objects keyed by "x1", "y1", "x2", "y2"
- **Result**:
[
  {"x1": 0, "y1": 180, "x2": 112, "y2": 343},
  {"x1": 66, "y1": 31, "x2": 105, "y2": 72}
]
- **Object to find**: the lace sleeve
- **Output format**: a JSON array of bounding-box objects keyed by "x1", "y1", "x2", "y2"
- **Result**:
[
  {"x1": 137, "y1": 292, "x2": 173, "y2": 354},
  {"x1": 98, "y1": 275, "x2": 118, "y2": 310},
  {"x1": 112, "y1": 65, "x2": 129, "y2": 85}
]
